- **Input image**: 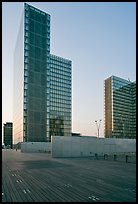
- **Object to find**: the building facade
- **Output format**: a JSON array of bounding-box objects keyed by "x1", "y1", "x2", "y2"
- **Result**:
[
  {"x1": 13, "y1": 3, "x2": 72, "y2": 144},
  {"x1": 104, "y1": 75, "x2": 136, "y2": 139},
  {"x1": 3, "y1": 123, "x2": 13, "y2": 148},
  {"x1": 50, "y1": 55, "x2": 72, "y2": 138}
]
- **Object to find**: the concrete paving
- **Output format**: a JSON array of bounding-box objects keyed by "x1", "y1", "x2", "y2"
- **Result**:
[{"x1": 2, "y1": 149, "x2": 136, "y2": 202}]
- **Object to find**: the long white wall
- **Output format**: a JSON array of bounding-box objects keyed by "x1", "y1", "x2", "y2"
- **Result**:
[
  {"x1": 21, "y1": 142, "x2": 51, "y2": 153},
  {"x1": 51, "y1": 136, "x2": 136, "y2": 158}
]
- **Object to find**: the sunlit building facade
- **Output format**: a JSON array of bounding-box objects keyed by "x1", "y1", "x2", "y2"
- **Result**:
[
  {"x1": 13, "y1": 3, "x2": 72, "y2": 144},
  {"x1": 104, "y1": 75, "x2": 136, "y2": 139}
]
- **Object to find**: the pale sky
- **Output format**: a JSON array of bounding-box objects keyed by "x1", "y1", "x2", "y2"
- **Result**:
[{"x1": 2, "y1": 2, "x2": 136, "y2": 140}]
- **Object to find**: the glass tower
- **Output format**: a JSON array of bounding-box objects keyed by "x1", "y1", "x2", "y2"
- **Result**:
[
  {"x1": 50, "y1": 55, "x2": 72, "y2": 139},
  {"x1": 104, "y1": 75, "x2": 136, "y2": 139},
  {"x1": 3, "y1": 123, "x2": 13, "y2": 149},
  {"x1": 13, "y1": 3, "x2": 72, "y2": 144}
]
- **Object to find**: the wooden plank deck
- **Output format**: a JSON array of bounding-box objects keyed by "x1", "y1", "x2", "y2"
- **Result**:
[{"x1": 2, "y1": 150, "x2": 136, "y2": 202}]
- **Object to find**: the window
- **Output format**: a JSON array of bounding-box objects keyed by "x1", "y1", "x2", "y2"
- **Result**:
[
  {"x1": 34, "y1": 60, "x2": 40, "y2": 72},
  {"x1": 47, "y1": 76, "x2": 50, "y2": 82},
  {"x1": 47, "y1": 27, "x2": 50, "y2": 33},
  {"x1": 35, "y1": 22, "x2": 41, "y2": 35},
  {"x1": 25, "y1": 11, "x2": 29, "y2": 17},
  {"x1": 35, "y1": 12, "x2": 41, "y2": 22},
  {"x1": 25, "y1": 43, "x2": 29, "y2": 50},
  {"x1": 24, "y1": 76, "x2": 28, "y2": 83},
  {"x1": 29, "y1": 71, "x2": 34, "y2": 83},
  {"x1": 24, "y1": 96, "x2": 27, "y2": 103},
  {"x1": 41, "y1": 74, "x2": 46, "y2": 86},
  {"x1": 25, "y1": 31, "x2": 29, "y2": 37},
  {"x1": 24, "y1": 89, "x2": 27, "y2": 96},
  {"x1": 29, "y1": 19, "x2": 34, "y2": 32},
  {"x1": 25, "y1": 37, "x2": 29, "y2": 43},
  {"x1": 47, "y1": 15, "x2": 50, "y2": 20},
  {"x1": 42, "y1": 15, "x2": 46, "y2": 24},
  {"x1": 35, "y1": 47, "x2": 41, "y2": 59},
  {"x1": 25, "y1": 3, "x2": 29, "y2": 11},
  {"x1": 25, "y1": 24, "x2": 29, "y2": 30},
  {"x1": 25, "y1": 50, "x2": 28, "y2": 57},
  {"x1": 47, "y1": 107, "x2": 50, "y2": 112},
  {"x1": 24, "y1": 70, "x2": 28, "y2": 76},
  {"x1": 47, "y1": 33, "x2": 50, "y2": 39},
  {"x1": 29, "y1": 9, "x2": 35, "y2": 20},
  {"x1": 24, "y1": 57, "x2": 28, "y2": 63},
  {"x1": 42, "y1": 25, "x2": 46, "y2": 36},
  {"x1": 29, "y1": 45, "x2": 35, "y2": 58},
  {"x1": 24, "y1": 63, "x2": 28, "y2": 70},
  {"x1": 24, "y1": 103, "x2": 27, "y2": 109},
  {"x1": 24, "y1": 83, "x2": 28, "y2": 89},
  {"x1": 29, "y1": 33, "x2": 35, "y2": 45},
  {"x1": 25, "y1": 18, "x2": 29, "y2": 24},
  {"x1": 35, "y1": 35, "x2": 41, "y2": 47}
]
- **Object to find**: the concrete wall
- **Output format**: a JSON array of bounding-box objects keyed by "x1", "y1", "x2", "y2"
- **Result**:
[
  {"x1": 51, "y1": 136, "x2": 136, "y2": 158},
  {"x1": 21, "y1": 142, "x2": 51, "y2": 153}
]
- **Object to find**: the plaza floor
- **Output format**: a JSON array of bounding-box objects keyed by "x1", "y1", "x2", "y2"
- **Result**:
[{"x1": 2, "y1": 149, "x2": 136, "y2": 202}]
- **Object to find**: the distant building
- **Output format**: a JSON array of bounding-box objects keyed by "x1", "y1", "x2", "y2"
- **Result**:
[
  {"x1": 3, "y1": 122, "x2": 13, "y2": 148},
  {"x1": 104, "y1": 75, "x2": 136, "y2": 139},
  {"x1": 13, "y1": 3, "x2": 72, "y2": 144}
]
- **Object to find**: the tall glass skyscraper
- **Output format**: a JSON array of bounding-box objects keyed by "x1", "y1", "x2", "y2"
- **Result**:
[
  {"x1": 13, "y1": 3, "x2": 72, "y2": 144},
  {"x1": 104, "y1": 75, "x2": 136, "y2": 139}
]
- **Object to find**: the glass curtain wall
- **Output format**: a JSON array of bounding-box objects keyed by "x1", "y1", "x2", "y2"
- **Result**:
[
  {"x1": 50, "y1": 54, "x2": 72, "y2": 139},
  {"x1": 23, "y1": 3, "x2": 50, "y2": 142}
]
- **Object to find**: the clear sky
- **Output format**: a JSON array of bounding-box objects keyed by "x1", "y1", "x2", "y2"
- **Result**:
[{"x1": 2, "y1": 2, "x2": 136, "y2": 140}]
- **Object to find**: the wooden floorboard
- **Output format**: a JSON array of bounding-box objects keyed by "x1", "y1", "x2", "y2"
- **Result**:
[{"x1": 2, "y1": 150, "x2": 136, "y2": 202}]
